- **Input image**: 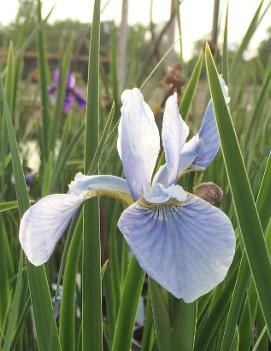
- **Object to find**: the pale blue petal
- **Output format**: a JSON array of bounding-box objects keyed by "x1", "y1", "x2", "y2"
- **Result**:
[
  {"x1": 69, "y1": 172, "x2": 130, "y2": 196},
  {"x1": 178, "y1": 102, "x2": 220, "y2": 174},
  {"x1": 196, "y1": 101, "x2": 220, "y2": 168},
  {"x1": 118, "y1": 193, "x2": 235, "y2": 302},
  {"x1": 178, "y1": 77, "x2": 229, "y2": 175},
  {"x1": 118, "y1": 88, "x2": 160, "y2": 200},
  {"x1": 178, "y1": 135, "x2": 200, "y2": 175},
  {"x1": 154, "y1": 93, "x2": 189, "y2": 186},
  {"x1": 19, "y1": 194, "x2": 84, "y2": 266}
]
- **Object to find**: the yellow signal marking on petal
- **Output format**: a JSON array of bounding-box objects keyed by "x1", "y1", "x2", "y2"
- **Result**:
[
  {"x1": 137, "y1": 196, "x2": 182, "y2": 210},
  {"x1": 86, "y1": 189, "x2": 133, "y2": 207},
  {"x1": 137, "y1": 193, "x2": 196, "y2": 210}
]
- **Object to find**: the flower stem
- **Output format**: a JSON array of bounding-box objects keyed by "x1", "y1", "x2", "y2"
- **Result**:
[{"x1": 112, "y1": 256, "x2": 145, "y2": 351}]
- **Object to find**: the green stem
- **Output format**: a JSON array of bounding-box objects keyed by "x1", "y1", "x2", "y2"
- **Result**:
[
  {"x1": 59, "y1": 215, "x2": 83, "y2": 351},
  {"x1": 112, "y1": 256, "x2": 145, "y2": 351},
  {"x1": 82, "y1": 1, "x2": 102, "y2": 349}
]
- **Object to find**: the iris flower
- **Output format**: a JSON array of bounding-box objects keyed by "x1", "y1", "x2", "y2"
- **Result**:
[
  {"x1": 19, "y1": 82, "x2": 235, "y2": 302},
  {"x1": 48, "y1": 69, "x2": 86, "y2": 113}
]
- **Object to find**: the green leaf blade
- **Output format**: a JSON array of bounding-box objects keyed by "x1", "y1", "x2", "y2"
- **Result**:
[
  {"x1": 82, "y1": 0, "x2": 103, "y2": 350},
  {"x1": 206, "y1": 44, "x2": 271, "y2": 340}
]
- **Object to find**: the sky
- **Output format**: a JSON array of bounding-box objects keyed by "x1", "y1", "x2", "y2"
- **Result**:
[{"x1": 1, "y1": 0, "x2": 271, "y2": 60}]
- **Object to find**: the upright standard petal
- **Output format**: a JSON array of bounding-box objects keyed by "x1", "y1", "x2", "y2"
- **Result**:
[
  {"x1": 118, "y1": 192, "x2": 235, "y2": 302},
  {"x1": 154, "y1": 93, "x2": 189, "y2": 186},
  {"x1": 19, "y1": 194, "x2": 85, "y2": 266},
  {"x1": 178, "y1": 101, "x2": 220, "y2": 174},
  {"x1": 178, "y1": 77, "x2": 229, "y2": 175},
  {"x1": 118, "y1": 88, "x2": 160, "y2": 200},
  {"x1": 66, "y1": 72, "x2": 76, "y2": 89}
]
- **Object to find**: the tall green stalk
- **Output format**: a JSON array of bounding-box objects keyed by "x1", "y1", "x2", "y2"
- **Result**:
[{"x1": 82, "y1": 1, "x2": 103, "y2": 350}]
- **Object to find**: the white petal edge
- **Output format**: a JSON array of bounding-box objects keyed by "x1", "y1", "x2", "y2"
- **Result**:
[
  {"x1": 69, "y1": 172, "x2": 130, "y2": 196},
  {"x1": 19, "y1": 194, "x2": 84, "y2": 266},
  {"x1": 144, "y1": 183, "x2": 187, "y2": 204},
  {"x1": 154, "y1": 93, "x2": 189, "y2": 186},
  {"x1": 117, "y1": 88, "x2": 160, "y2": 200},
  {"x1": 219, "y1": 75, "x2": 230, "y2": 103},
  {"x1": 118, "y1": 193, "x2": 235, "y2": 302}
]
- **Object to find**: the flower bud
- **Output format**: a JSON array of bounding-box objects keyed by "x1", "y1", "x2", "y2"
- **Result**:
[{"x1": 193, "y1": 182, "x2": 223, "y2": 207}]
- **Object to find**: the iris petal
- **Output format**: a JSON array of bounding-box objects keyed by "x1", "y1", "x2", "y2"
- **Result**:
[
  {"x1": 73, "y1": 90, "x2": 86, "y2": 108},
  {"x1": 66, "y1": 72, "x2": 76, "y2": 89},
  {"x1": 118, "y1": 88, "x2": 160, "y2": 200},
  {"x1": 154, "y1": 93, "x2": 189, "y2": 186},
  {"x1": 178, "y1": 77, "x2": 229, "y2": 175},
  {"x1": 19, "y1": 194, "x2": 84, "y2": 266},
  {"x1": 19, "y1": 173, "x2": 132, "y2": 266},
  {"x1": 118, "y1": 192, "x2": 235, "y2": 302},
  {"x1": 178, "y1": 101, "x2": 220, "y2": 174},
  {"x1": 144, "y1": 183, "x2": 187, "y2": 204},
  {"x1": 64, "y1": 93, "x2": 73, "y2": 113},
  {"x1": 69, "y1": 172, "x2": 131, "y2": 196}
]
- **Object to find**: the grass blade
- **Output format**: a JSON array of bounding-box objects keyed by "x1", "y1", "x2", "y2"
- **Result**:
[
  {"x1": 229, "y1": 0, "x2": 268, "y2": 79},
  {"x1": 171, "y1": 299, "x2": 196, "y2": 351},
  {"x1": 179, "y1": 51, "x2": 203, "y2": 120},
  {"x1": 1, "y1": 46, "x2": 61, "y2": 351},
  {"x1": 59, "y1": 215, "x2": 83, "y2": 351},
  {"x1": 206, "y1": 43, "x2": 271, "y2": 340},
  {"x1": 222, "y1": 2, "x2": 229, "y2": 84},
  {"x1": 112, "y1": 257, "x2": 145, "y2": 351},
  {"x1": 141, "y1": 290, "x2": 155, "y2": 351},
  {"x1": 82, "y1": 0, "x2": 102, "y2": 350},
  {"x1": 36, "y1": 0, "x2": 50, "y2": 162},
  {"x1": 220, "y1": 139, "x2": 271, "y2": 350},
  {"x1": 48, "y1": 42, "x2": 73, "y2": 155},
  {"x1": 0, "y1": 201, "x2": 18, "y2": 212},
  {"x1": 149, "y1": 280, "x2": 173, "y2": 351}
]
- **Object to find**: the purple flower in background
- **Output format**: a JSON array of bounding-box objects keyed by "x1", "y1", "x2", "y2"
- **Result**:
[
  {"x1": 48, "y1": 69, "x2": 86, "y2": 113},
  {"x1": 19, "y1": 79, "x2": 235, "y2": 302}
]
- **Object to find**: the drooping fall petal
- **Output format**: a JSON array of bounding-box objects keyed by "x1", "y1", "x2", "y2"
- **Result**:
[
  {"x1": 118, "y1": 191, "x2": 235, "y2": 302},
  {"x1": 19, "y1": 194, "x2": 84, "y2": 266}
]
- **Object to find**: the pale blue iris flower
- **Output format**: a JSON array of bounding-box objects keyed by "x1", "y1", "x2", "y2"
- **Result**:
[{"x1": 19, "y1": 82, "x2": 235, "y2": 302}]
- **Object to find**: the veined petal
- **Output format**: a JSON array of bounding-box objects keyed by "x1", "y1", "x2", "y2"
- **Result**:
[
  {"x1": 154, "y1": 93, "x2": 189, "y2": 186},
  {"x1": 118, "y1": 88, "x2": 160, "y2": 200},
  {"x1": 178, "y1": 135, "x2": 200, "y2": 175},
  {"x1": 178, "y1": 77, "x2": 229, "y2": 175},
  {"x1": 178, "y1": 102, "x2": 220, "y2": 174},
  {"x1": 118, "y1": 192, "x2": 235, "y2": 302},
  {"x1": 19, "y1": 194, "x2": 85, "y2": 266}
]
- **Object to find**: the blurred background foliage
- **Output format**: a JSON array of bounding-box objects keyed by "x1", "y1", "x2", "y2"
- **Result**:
[{"x1": 1, "y1": 0, "x2": 271, "y2": 82}]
